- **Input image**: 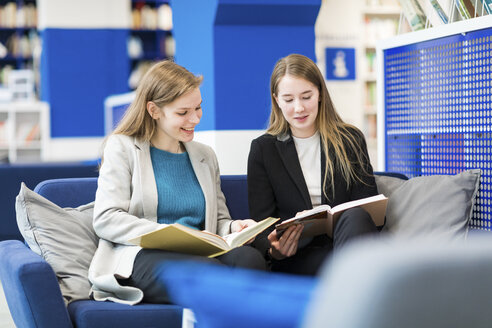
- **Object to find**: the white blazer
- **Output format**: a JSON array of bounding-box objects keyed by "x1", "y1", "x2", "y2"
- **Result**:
[{"x1": 88, "y1": 134, "x2": 232, "y2": 305}]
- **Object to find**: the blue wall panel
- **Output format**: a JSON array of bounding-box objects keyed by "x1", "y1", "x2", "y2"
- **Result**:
[
  {"x1": 171, "y1": 0, "x2": 218, "y2": 132},
  {"x1": 40, "y1": 28, "x2": 129, "y2": 137},
  {"x1": 172, "y1": 0, "x2": 320, "y2": 131},
  {"x1": 383, "y1": 28, "x2": 492, "y2": 230},
  {"x1": 214, "y1": 25, "x2": 316, "y2": 130}
]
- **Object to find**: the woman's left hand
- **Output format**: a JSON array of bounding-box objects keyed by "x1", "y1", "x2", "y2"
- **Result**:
[
  {"x1": 231, "y1": 219, "x2": 257, "y2": 232},
  {"x1": 231, "y1": 219, "x2": 258, "y2": 244}
]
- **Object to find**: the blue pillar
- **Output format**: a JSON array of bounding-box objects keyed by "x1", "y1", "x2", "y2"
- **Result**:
[
  {"x1": 172, "y1": 0, "x2": 321, "y2": 131},
  {"x1": 39, "y1": 0, "x2": 130, "y2": 138}
]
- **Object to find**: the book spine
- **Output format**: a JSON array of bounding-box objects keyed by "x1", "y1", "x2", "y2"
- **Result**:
[
  {"x1": 398, "y1": 0, "x2": 426, "y2": 31},
  {"x1": 455, "y1": 0, "x2": 472, "y2": 19},
  {"x1": 480, "y1": 0, "x2": 492, "y2": 14},
  {"x1": 429, "y1": 0, "x2": 449, "y2": 23}
]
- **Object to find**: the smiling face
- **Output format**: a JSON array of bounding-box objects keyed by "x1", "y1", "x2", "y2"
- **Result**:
[
  {"x1": 148, "y1": 87, "x2": 202, "y2": 151},
  {"x1": 274, "y1": 74, "x2": 320, "y2": 138}
]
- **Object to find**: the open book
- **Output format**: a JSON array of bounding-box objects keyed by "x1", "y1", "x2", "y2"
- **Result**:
[
  {"x1": 128, "y1": 217, "x2": 279, "y2": 258},
  {"x1": 275, "y1": 194, "x2": 388, "y2": 239}
]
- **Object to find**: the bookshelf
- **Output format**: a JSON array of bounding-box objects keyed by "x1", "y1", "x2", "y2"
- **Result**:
[
  {"x1": 0, "y1": 0, "x2": 39, "y2": 93},
  {"x1": 360, "y1": 0, "x2": 404, "y2": 164},
  {"x1": 0, "y1": 100, "x2": 49, "y2": 163},
  {"x1": 376, "y1": 14, "x2": 492, "y2": 229},
  {"x1": 129, "y1": 0, "x2": 174, "y2": 89}
]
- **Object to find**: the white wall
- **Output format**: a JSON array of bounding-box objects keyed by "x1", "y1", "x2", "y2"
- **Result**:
[
  {"x1": 193, "y1": 130, "x2": 265, "y2": 175},
  {"x1": 38, "y1": 0, "x2": 130, "y2": 29},
  {"x1": 315, "y1": 0, "x2": 363, "y2": 128}
]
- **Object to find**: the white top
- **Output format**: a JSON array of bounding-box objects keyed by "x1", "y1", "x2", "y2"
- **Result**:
[{"x1": 293, "y1": 131, "x2": 322, "y2": 207}]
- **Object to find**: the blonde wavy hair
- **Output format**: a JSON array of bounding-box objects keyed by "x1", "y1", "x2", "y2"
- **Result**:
[
  {"x1": 113, "y1": 60, "x2": 203, "y2": 140},
  {"x1": 268, "y1": 54, "x2": 370, "y2": 199}
]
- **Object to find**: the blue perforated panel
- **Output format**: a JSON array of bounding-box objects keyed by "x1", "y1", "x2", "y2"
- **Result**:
[{"x1": 383, "y1": 29, "x2": 492, "y2": 230}]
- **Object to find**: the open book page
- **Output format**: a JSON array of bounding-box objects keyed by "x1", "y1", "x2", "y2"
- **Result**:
[
  {"x1": 128, "y1": 217, "x2": 279, "y2": 258},
  {"x1": 275, "y1": 205, "x2": 331, "y2": 234},
  {"x1": 128, "y1": 224, "x2": 230, "y2": 257},
  {"x1": 330, "y1": 194, "x2": 388, "y2": 226},
  {"x1": 223, "y1": 217, "x2": 279, "y2": 248},
  {"x1": 275, "y1": 194, "x2": 388, "y2": 239},
  {"x1": 277, "y1": 205, "x2": 331, "y2": 227}
]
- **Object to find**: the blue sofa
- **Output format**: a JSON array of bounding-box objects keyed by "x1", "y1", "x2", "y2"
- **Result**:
[
  {"x1": 0, "y1": 173, "x2": 405, "y2": 328},
  {"x1": 0, "y1": 175, "x2": 260, "y2": 328},
  {"x1": 0, "y1": 162, "x2": 99, "y2": 241}
]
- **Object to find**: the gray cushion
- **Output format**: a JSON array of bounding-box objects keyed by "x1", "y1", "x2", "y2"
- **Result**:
[
  {"x1": 381, "y1": 169, "x2": 481, "y2": 239},
  {"x1": 375, "y1": 175, "x2": 406, "y2": 199},
  {"x1": 15, "y1": 183, "x2": 98, "y2": 304},
  {"x1": 303, "y1": 236, "x2": 492, "y2": 328}
]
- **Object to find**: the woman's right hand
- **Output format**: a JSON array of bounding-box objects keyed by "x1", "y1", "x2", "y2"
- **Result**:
[{"x1": 268, "y1": 224, "x2": 303, "y2": 260}]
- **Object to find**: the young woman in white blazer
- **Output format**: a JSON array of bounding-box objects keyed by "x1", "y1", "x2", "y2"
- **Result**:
[{"x1": 89, "y1": 60, "x2": 266, "y2": 305}]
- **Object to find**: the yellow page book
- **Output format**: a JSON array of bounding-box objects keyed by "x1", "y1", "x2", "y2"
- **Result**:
[
  {"x1": 128, "y1": 217, "x2": 279, "y2": 257},
  {"x1": 275, "y1": 194, "x2": 388, "y2": 238}
]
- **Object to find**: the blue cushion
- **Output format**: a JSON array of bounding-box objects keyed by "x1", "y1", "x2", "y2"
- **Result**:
[
  {"x1": 220, "y1": 175, "x2": 249, "y2": 219},
  {"x1": 34, "y1": 177, "x2": 98, "y2": 208},
  {"x1": 158, "y1": 262, "x2": 318, "y2": 328},
  {"x1": 68, "y1": 300, "x2": 183, "y2": 328}
]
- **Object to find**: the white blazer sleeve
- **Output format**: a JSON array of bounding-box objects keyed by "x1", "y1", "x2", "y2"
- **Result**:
[
  {"x1": 93, "y1": 135, "x2": 161, "y2": 244},
  {"x1": 209, "y1": 147, "x2": 233, "y2": 236}
]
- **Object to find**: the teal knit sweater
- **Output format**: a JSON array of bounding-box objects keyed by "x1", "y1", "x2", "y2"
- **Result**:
[{"x1": 150, "y1": 147, "x2": 205, "y2": 230}]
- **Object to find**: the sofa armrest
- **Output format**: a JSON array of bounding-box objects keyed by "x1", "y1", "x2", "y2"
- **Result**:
[{"x1": 0, "y1": 240, "x2": 72, "y2": 328}]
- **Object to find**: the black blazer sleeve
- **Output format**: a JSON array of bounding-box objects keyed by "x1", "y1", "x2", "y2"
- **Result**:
[
  {"x1": 247, "y1": 134, "x2": 314, "y2": 256},
  {"x1": 247, "y1": 138, "x2": 278, "y2": 256},
  {"x1": 248, "y1": 138, "x2": 278, "y2": 221}
]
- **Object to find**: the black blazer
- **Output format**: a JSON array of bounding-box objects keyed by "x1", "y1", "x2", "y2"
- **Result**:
[{"x1": 247, "y1": 127, "x2": 378, "y2": 255}]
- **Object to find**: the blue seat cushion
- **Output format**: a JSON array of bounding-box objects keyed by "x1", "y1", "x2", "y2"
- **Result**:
[
  {"x1": 67, "y1": 300, "x2": 183, "y2": 328},
  {"x1": 158, "y1": 262, "x2": 319, "y2": 328}
]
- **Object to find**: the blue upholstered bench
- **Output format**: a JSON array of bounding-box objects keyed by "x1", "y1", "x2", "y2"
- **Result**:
[{"x1": 0, "y1": 173, "x2": 406, "y2": 328}]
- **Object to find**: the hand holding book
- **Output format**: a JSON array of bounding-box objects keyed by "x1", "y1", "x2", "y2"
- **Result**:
[
  {"x1": 275, "y1": 194, "x2": 388, "y2": 239},
  {"x1": 231, "y1": 219, "x2": 258, "y2": 244},
  {"x1": 268, "y1": 224, "x2": 304, "y2": 260}
]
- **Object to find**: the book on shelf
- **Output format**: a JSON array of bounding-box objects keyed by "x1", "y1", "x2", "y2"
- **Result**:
[
  {"x1": 479, "y1": 0, "x2": 492, "y2": 14},
  {"x1": 0, "y1": 120, "x2": 6, "y2": 144},
  {"x1": 398, "y1": 0, "x2": 426, "y2": 30},
  {"x1": 24, "y1": 123, "x2": 40, "y2": 144},
  {"x1": 275, "y1": 194, "x2": 388, "y2": 239},
  {"x1": 456, "y1": 0, "x2": 476, "y2": 19},
  {"x1": 128, "y1": 217, "x2": 279, "y2": 258},
  {"x1": 16, "y1": 122, "x2": 39, "y2": 144},
  {"x1": 419, "y1": 0, "x2": 449, "y2": 25}
]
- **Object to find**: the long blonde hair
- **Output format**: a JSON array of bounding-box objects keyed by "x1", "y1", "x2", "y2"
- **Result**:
[
  {"x1": 113, "y1": 60, "x2": 203, "y2": 141},
  {"x1": 268, "y1": 54, "x2": 370, "y2": 199}
]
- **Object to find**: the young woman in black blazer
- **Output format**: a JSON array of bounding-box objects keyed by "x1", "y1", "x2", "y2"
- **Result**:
[{"x1": 248, "y1": 54, "x2": 379, "y2": 275}]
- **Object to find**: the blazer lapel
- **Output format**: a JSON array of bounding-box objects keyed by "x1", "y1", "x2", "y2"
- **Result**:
[
  {"x1": 135, "y1": 138, "x2": 158, "y2": 220},
  {"x1": 275, "y1": 135, "x2": 312, "y2": 208}
]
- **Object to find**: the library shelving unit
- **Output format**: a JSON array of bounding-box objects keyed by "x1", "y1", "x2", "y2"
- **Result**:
[
  {"x1": 377, "y1": 14, "x2": 492, "y2": 230},
  {"x1": 0, "y1": 101, "x2": 49, "y2": 163},
  {"x1": 129, "y1": 0, "x2": 173, "y2": 89},
  {"x1": 360, "y1": 0, "x2": 402, "y2": 149},
  {"x1": 0, "y1": 0, "x2": 38, "y2": 89},
  {"x1": 358, "y1": 0, "x2": 408, "y2": 170}
]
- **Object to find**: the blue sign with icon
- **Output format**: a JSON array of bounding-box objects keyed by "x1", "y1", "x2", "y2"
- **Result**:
[{"x1": 325, "y1": 47, "x2": 356, "y2": 80}]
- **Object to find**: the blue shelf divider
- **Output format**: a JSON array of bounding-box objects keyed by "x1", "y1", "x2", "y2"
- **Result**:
[{"x1": 380, "y1": 20, "x2": 492, "y2": 230}]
